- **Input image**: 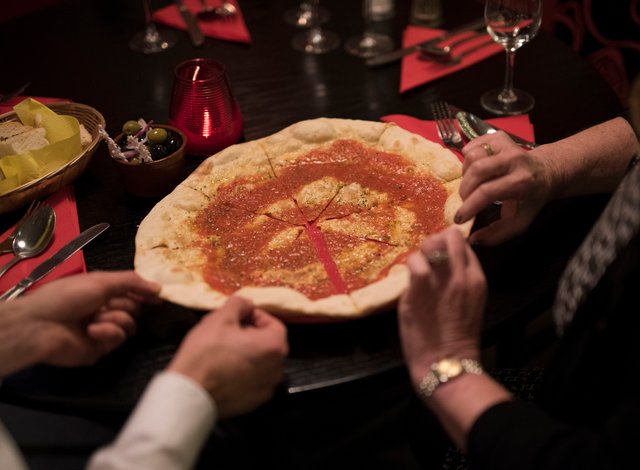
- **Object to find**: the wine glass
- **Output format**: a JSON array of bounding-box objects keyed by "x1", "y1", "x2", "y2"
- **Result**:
[
  {"x1": 345, "y1": 0, "x2": 394, "y2": 58},
  {"x1": 291, "y1": 0, "x2": 340, "y2": 54},
  {"x1": 284, "y1": 0, "x2": 330, "y2": 28},
  {"x1": 129, "y1": 0, "x2": 176, "y2": 54},
  {"x1": 480, "y1": 0, "x2": 542, "y2": 115}
]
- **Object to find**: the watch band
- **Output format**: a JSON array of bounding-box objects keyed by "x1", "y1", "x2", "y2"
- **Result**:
[{"x1": 418, "y1": 358, "x2": 483, "y2": 399}]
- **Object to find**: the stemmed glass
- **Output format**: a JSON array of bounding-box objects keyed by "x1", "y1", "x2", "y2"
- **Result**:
[
  {"x1": 284, "y1": 0, "x2": 330, "y2": 28},
  {"x1": 480, "y1": 0, "x2": 542, "y2": 115},
  {"x1": 291, "y1": 0, "x2": 340, "y2": 54},
  {"x1": 129, "y1": 0, "x2": 176, "y2": 54},
  {"x1": 345, "y1": 0, "x2": 394, "y2": 58}
]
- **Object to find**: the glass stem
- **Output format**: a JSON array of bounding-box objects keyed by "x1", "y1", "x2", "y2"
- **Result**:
[
  {"x1": 310, "y1": 0, "x2": 320, "y2": 27},
  {"x1": 143, "y1": 0, "x2": 154, "y2": 26},
  {"x1": 309, "y1": 0, "x2": 323, "y2": 41},
  {"x1": 363, "y1": 0, "x2": 374, "y2": 37},
  {"x1": 499, "y1": 49, "x2": 518, "y2": 104},
  {"x1": 142, "y1": 0, "x2": 160, "y2": 43},
  {"x1": 299, "y1": 1, "x2": 312, "y2": 13}
]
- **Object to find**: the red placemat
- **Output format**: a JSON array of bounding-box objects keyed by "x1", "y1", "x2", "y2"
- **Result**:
[
  {"x1": 154, "y1": 0, "x2": 251, "y2": 44},
  {"x1": 0, "y1": 186, "x2": 85, "y2": 294},
  {"x1": 381, "y1": 113, "x2": 535, "y2": 161},
  {"x1": 400, "y1": 26, "x2": 502, "y2": 93}
]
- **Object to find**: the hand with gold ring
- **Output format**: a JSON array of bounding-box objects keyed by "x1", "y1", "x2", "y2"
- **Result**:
[
  {"x1": 456, "y1": 131, "x2": 554, "y2": 245},
  {"x1": 398, "y1": 226, "x2": 486, "y2": 386},
  {"x1": 481, "y1": 143, "x2": 495, "y2": 156}
]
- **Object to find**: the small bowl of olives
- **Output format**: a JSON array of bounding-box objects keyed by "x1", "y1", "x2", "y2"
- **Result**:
[{"x1": 111, "y1": 120, "x2": 187, "y2": 198}]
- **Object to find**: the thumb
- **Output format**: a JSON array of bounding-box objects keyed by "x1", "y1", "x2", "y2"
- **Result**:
[{"x1": 214, "y1": 296, "x2": 254, "y2": 325}]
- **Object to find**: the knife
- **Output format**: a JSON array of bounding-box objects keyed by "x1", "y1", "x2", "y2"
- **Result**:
[
  {"x1": 453, "y1": 109, "x2": 538, "y2": 149},
  {"x1": 366, "y1": 17, "x2": 486, "y2": 67},
  {"x1": 0, "y1": 223, "x2": 110, "y2": 301},
  {"x1": 175, "y1": 0, "x2": 205, "y2": 47}
]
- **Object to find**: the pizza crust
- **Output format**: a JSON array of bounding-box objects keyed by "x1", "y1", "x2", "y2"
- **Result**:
[
  {"x1": 135, "y1": 118, "x2": 471, "y2": 322},
  {"x1": 377, "y1": 124, "x2": 461, "y2": 182},
  {"x1": 349, "y1": 264, "x2": 409, "y2": 316}
]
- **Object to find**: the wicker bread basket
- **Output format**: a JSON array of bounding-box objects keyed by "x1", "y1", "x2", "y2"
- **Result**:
[{"x1": 0, "y1": 102, "x2": 105, "y2": 214}]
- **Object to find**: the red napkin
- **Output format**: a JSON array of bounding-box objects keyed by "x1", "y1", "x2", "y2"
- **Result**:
[
  {"x1": 400, "y1": 26, "x2": 503, "y2": 93},
  {"x1": 0, "y1": 186, "x2": 85, "y2": 295},
  {"x1": 154, "y1": 0, "x2": 251, "y2": 44},
  {"x1": 0, "y1": 96, "x2": 69, "y2": 116},
  {"x1": 381, "y1": 113, "x2": 536, "y2": 162}
]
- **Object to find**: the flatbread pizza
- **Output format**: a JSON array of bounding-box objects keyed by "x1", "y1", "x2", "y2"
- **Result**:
[{"x1": 135, "y1": 118, "x2": 471, "y2": 322}]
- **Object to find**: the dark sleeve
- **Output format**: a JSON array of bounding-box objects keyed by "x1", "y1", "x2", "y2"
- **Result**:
[{"x1": 467, "y1": 399, "x2": 640, "y2": 470}]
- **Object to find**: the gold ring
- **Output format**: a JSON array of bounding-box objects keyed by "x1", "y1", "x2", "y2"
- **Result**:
[
  {"x1": 482, "y1": 143, "x2": 495, "y2": 156},
  {"x1": 426, "y1": 250, "x2": 449, "y2": 266}
]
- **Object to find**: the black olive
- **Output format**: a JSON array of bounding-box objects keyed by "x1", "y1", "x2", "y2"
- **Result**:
[
  {"x1": 149, "y1": 144, "x2": 168, "y2": 160},
  {"x1": 165, "y1": 132, "x2": 182, "y2": 153}
]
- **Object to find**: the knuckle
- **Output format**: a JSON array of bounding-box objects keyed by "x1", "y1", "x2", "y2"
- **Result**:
[
  {"x1": 448, "y1": 275, "x2": 465, "y2": 293},
  {"x1": 477, "y1": 184, "x2": 496, "y2": 201},
  {"x1": 473, "y1": 158, "x2": 492, "y2": 176}
]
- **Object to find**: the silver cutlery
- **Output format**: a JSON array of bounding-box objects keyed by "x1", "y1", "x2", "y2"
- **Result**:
[
  {"x1": 197, "y1": 0, "x2": 236, "y2": 20},
  {"x1": 0, "y1": 205, "x2": 56, "y2": 279},
  {"x1": 437, "y1": 104, "x2": 504, "y2": 206},
  {"x1": 366, "y1": 17, "x2": 486, "y2": 67},
  {"x1": 175, "y1": 0, "x2": 205, "y2": 47},
  {"x1": 453, "y1": 108, "x2": 539, "y2": 149},
  {"x1": 420, "y1": 38, "x2": 495, "y2": 65},
  {"x1": 420, "y1": 31, "x2": 487, "y2": 59},
  {"x1": 0, "y1": 200, "x2": 42, "y2": 255},
  {"x1": 0, "y1": 81, "x2": 30, "y2": 104},
  {"x1": 431, "y1": 101, "x2": 464, "y2": 152},
  {"x1": 0, "y1": 223, "x2": 109, "y2": 301}
]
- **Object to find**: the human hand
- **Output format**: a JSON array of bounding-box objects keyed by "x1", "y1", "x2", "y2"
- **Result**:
[
  {"x1": 0, "y1": 271, "x2": 161, "y2": 376},
  {"x1": 456, "y1": 132, "x2": 554, "y2": 245},
  {"x1": 167, "y1": 296, "x2": 288, "y2": 419},
  {"x1": 398, "y1": 227, "x2": 486, "y2": 388}
]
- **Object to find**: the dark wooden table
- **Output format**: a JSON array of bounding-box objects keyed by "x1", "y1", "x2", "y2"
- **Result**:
[{"x1": 0, "y1": 0, "x2": 625, "y2": 467}]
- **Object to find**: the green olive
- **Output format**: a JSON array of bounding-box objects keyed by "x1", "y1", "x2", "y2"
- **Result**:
[
  {"x1": 122, "y1": 120, "x2": 142, "y2": 136},
  {"x1": 147, "y1": 127, "x2": 168, "y2": 144}
]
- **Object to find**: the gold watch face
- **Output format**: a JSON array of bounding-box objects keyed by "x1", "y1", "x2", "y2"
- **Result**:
[{"x1": 434, "y1": 358, "x2": 463, "y2": 380}]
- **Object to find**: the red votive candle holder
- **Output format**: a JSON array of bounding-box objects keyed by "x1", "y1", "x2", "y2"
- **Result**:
[{"x1": 169, "y1": 58, "x2": 243, "y2": 156}]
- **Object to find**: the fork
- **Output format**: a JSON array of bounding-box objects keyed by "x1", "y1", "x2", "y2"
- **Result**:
[
  {"x1": 0, "y1": 200, "x2": 42, "y2": 255},
  {"x1": 432, "y1": 101, "x2": 503, "y2": 206},
  {"x1": 431, "y1": 101, "x2": 464, "y2": 152}
]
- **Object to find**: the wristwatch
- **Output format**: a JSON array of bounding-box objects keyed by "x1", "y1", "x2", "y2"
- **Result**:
[{"x1": 418, "y1": 358, "x2": 483, "y2": 399}]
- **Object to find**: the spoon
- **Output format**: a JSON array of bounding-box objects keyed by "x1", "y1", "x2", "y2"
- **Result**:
[
  {"x1": 455, "y1": 109, "x2": 539, "y2": 149},
  {"x1": 0, "y1": 205, "x2": 56, "y2": 279},
  {"x1": 197, "y1": 0, "x2": 237, "y2": 20}
]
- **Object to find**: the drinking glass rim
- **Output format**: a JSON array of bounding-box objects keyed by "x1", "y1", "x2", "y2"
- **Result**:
[{"x1": 174, "y1": 58, "x2": 226, "y2": 83}]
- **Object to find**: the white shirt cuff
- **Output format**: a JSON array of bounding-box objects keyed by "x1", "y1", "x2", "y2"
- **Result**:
[{"x1": 88, "y1": 371, "x2": 217, "y2": 470}]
